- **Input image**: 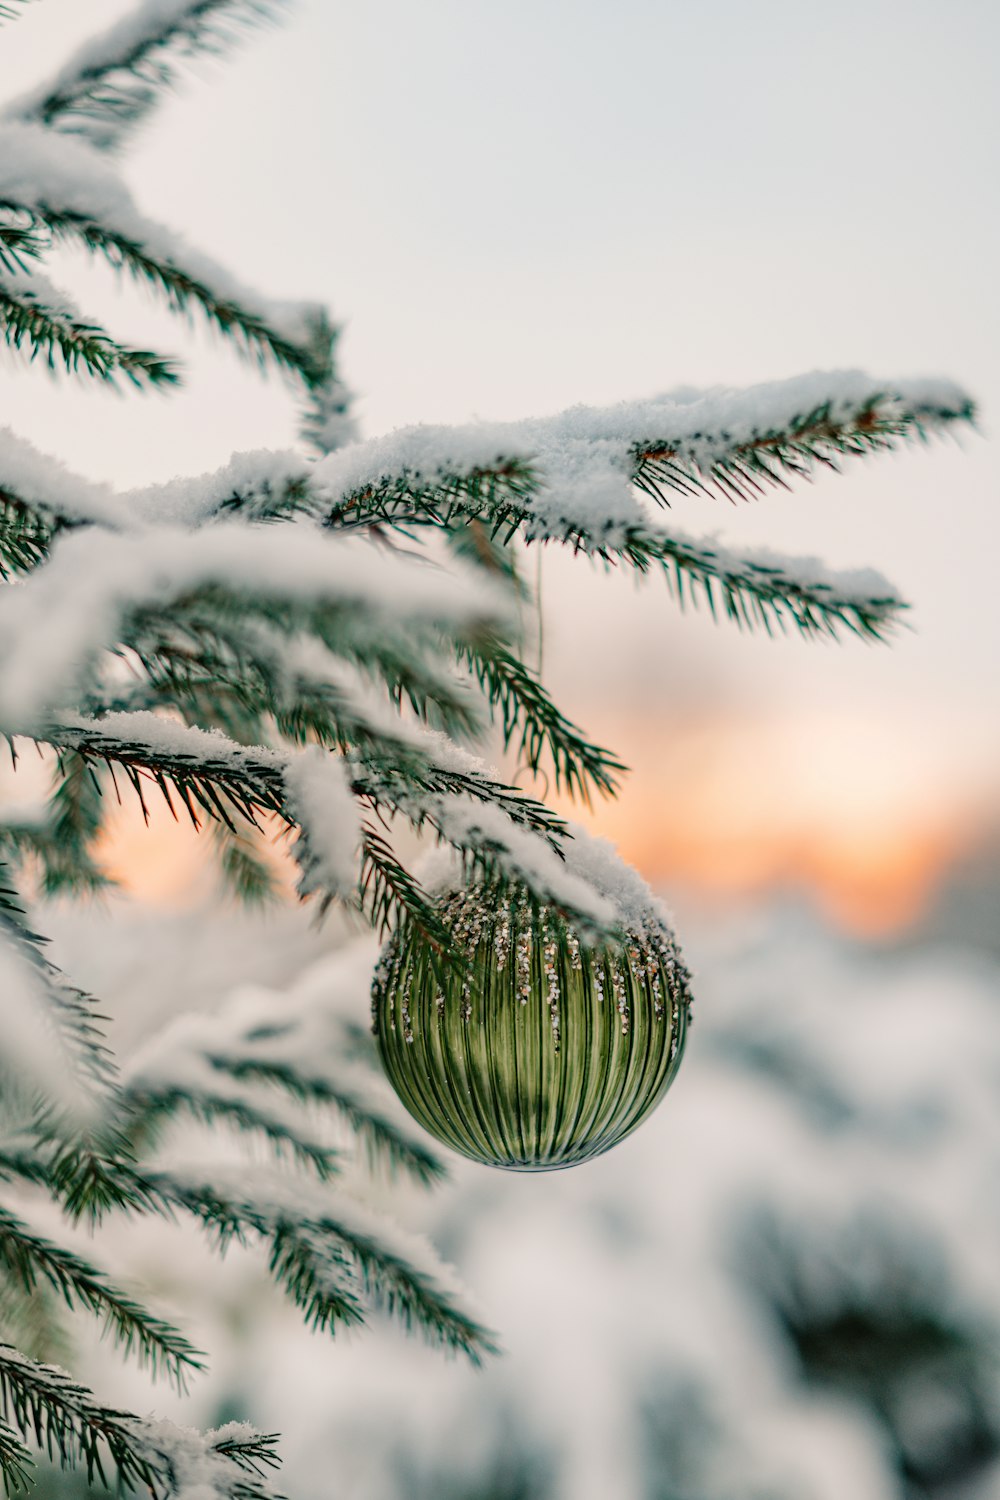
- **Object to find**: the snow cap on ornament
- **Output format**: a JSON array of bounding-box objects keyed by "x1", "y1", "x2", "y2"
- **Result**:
[{"x1": 372, "y1": 829, "x2": 693, "y2": 1172}]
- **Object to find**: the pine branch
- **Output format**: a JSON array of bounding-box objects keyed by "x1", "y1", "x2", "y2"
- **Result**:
[
  {"x1": 11, "y1": 1, "x2": 288, "y2": 152},
  {"x1": 121, "y1": 1077, "x2": 340, "y2": 1183},
  {"x1": 0, "y1": 1, "x2": 33, "y2": 22},
  {"x1": 39, "y1": 721, "x2": 288, "y2": 835},
  {"x1": 615, "y1": 525, "x2": 905, "y2": 640},
  {"x1": 630, "y1": 390, "x2": 977, "y2": 508},
  {"x1": 0, "y1": 1418, "x2": 32, "y2": 1495},
  {"x1": 0, "y1": 863, "x2": 115, "y2": 1093},
  {"x1": 216, "y1": 1053, "x2": 445, "y2": 1186},
  {"x1": 0, "y1": 1207, "x2": 204, "y2": 1389},
  {"x1": 118, "y1": 981, "x2": 446, "y2": 1186},
  {"x1": 210, "y1": 1430, "x2": 282, "y2": 1481},
  {"x1": 0, "y1": 1346, "x2": 162, "y2": 1494},
  {"x1": 461, "y1": 639, "x2": 625, "y2": 802},
  {"x1": 0, "y1": 278, "x2": 178, "y2": 389},
  {"x1": 151, "y1": 1171, "x2": 498, "y2": 1363},
  {"x1": 0, "y1": 1347, "x2": 284, "y2": 1498},
  {"x1": 313, "y1": 374, "x2": 973, "y2": 639},
  {"x1": 151, "y1": 1173, "x2": 367, "y2": 1334},
  {"x1": 330, "y1": 477, "x2": 905, "y2": 641},
  {"x1": 37, "y1": 1135, "x2": 163, "y2": 1225},
  {"x1": 321, "y1": 377, "x2": 973, "y2": 534},
  {"x1": 37, "y1": 209, "x2": 328, "y2": 390}
]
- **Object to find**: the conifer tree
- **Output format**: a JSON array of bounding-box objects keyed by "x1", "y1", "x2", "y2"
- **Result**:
[{"x1": 0, "y1": 3, "x2": 974, "y2": 1496}]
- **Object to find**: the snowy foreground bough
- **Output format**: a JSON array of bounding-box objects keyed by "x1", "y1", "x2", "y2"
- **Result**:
[{"x1": 0, "y1": 2, "x2": 975, "y2": 1497}]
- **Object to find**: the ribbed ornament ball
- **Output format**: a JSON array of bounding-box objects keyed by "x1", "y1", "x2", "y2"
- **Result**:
[{"x1": 372, "y1": 880, "x2": 693, "y2": 1171}]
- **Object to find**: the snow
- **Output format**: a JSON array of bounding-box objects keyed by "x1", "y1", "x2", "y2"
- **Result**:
[
  {"x1": 58, "y1": 709, "x2": 282, "y2": 770},
  {"x1": 421, "y1": 815, "x2": 683, "y2": 944},
  {"x1": 427, "y1": 795, "x2": 615, "y2": 932},
  {"x1": 45, "y1": 903, "x2": 1000, "y2": 1500},
  {"x1": 282, "y1": 746, "x2": 359, "y2": 898},
  {"x1": 126, "y1": 449, "x2": 313, "y2": 528},
  {"x1": 312, "y1": 369, "x2": 973, "y2": 548},
  {"x1": 0, "y1": 264, "x2": 78, "y2": 319},
  {"x1": 0, "y1": 426, "x2": 123, "y2": 526},
  {"x1": 0, "y1": 932, "x2": 94, "y2": 1119},
  {"x1": 0, "y1": 523, "x2": 512, "y2": 726},
  {"x1": 556, "y1": 823, "x2": 681, "y2": 941}
]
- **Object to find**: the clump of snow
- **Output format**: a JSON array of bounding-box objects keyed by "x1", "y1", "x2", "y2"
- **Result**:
[
  {"x1": 419, "y1": 809, "x2": 684, "y2": 943},
  {"x1": 558, "y1": 822, "x2": 681, "y2": 943},
  {"x1": 126, "y1": 449, "x2": 313, "y2": 528},
  {"x1": 282, "y1": 747, "x2": 359, "y2": 898},
  {"x1": 58, "y1": 709, "x2": 282, "y2": 770},
  {"x1": 131, "y1": 1415, "x2": 284, "y2": 1500},
  {"x1": 0, "y1": 426, "x2": 122, "y2": 527},
  {"x1": 427, "y1": 795, "x2": 614, "y2": 933}
]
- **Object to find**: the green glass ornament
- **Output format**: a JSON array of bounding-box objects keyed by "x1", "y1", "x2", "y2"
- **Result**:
[{"x1": 372, "y1": 881, "x2": 693, "y2": 1171}]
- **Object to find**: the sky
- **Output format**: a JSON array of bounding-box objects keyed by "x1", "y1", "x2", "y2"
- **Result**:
[{"x1": 2, "y1": 0, "x2": 998, "y2": 930}]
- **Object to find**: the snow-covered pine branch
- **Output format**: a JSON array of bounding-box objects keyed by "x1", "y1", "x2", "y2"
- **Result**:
[
  {"x1": 0, "y1": 1205, "x2": 204, "y2": 1389},
  {"x1": 0, "y1": 864, "x2": 113, "y2": 1108},
  {"x1": 7, "y1": 1, "x2": 288, "y2": 152},
  {"x1": 0, "y1": 122, "x2": 332, "y2": 389},
  {"x1": 319, "y1": 368, "x2": 974, "y2": 527},
  {"x1": 0, "y1": 3, "x2": 977, "y2": 1494},
  {"x1": 0, "y1": 267, "x2": 179, "y2": 387},
  {"x1": 148, "y1": 1165, "x2": 499, "y2": 1364},
  {"x1": 0, "y1": 523, "x2": 511, "y2": 728},
  {"x1": 27, "y1": 712, "x2": 611, "y2": 938},
  {"x1": 120, "y1": 980, "x2": 446, "y2": 1184},
  {"x1": 0, "y1": 1346, "x2": 285, "y2": 1498}
]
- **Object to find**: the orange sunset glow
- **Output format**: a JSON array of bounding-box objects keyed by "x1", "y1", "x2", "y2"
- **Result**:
[{"x1": 81, "y1": 704, "x2": 986, "y2": 940}]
